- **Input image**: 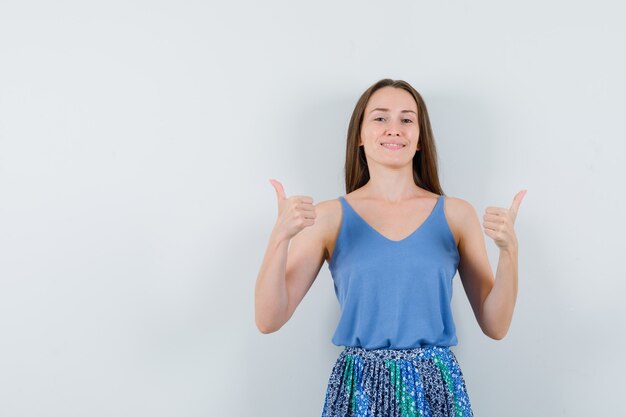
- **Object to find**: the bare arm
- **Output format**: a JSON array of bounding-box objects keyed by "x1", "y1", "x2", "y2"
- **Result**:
[
  {"x1": 254, "y1": 180, "x2": 330, "y2": 334},
  {"x1": 455, "y1": 191, "x2": 525, "y2": 339},
  {"x1": 254, "y1": 229, "x2": 291, "y2": 334},
  {"x1": 481, "y1": 245, "x2": 518, "y2": 339},
  {"x1": 455, "y1": 198, "x2": 497, "y2": 338}
]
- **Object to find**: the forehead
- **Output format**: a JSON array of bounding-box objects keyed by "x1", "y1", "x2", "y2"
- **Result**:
[{"x1": 365, "y1": 87, "x2": 417, "y2": 112}]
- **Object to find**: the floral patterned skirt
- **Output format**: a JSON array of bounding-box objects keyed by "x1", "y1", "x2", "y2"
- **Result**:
[{"x1": 321, "y1": 345, "x2": 474, "y2": 417}]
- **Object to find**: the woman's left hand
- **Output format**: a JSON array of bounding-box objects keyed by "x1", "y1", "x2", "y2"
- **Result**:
[{"x1": 483, "y1": 190, "x2": 527, "y2": 251}]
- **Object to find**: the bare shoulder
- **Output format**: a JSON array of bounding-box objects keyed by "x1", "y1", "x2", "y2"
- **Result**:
[
  {"x1": 311, "y1": 197, "x2": 343, "y2": 262},
  {"x1": 442, "y1": 195, "x2": 477, "y2": 247}
]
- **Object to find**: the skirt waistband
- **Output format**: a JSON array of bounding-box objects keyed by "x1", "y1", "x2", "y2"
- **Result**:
[{"x1": 341, "y1": 345, "x2": 455, "y2": 362}]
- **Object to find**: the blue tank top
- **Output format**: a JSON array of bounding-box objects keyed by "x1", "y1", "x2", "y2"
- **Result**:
[{"x1": 328, "y1": 194, "x2": 460, "y2": 350}]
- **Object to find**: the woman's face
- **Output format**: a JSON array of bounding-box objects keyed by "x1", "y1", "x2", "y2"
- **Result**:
[{"x1": 360, "y1": 86, "x2": 420, "y2": 167}]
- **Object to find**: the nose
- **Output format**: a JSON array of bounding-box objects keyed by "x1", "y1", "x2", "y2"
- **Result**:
[{"x1": 385, "y1": 122, "x2": 401, "y2": 136}]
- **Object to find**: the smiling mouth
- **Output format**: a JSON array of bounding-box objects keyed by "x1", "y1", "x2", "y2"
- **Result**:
[{"x1": 381, "y1": 143, "x2": 406, "y2": 149}]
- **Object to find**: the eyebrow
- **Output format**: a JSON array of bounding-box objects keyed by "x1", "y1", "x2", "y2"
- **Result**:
[{"x1": 369, "y1": 107, "x2": 417, "y2": 115}]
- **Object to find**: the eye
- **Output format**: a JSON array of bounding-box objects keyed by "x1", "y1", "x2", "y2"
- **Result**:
[{"x1": 373, "y1": 117, "x2": 414, "y2": 123}]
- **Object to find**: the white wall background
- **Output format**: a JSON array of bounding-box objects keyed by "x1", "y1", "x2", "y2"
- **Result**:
[{"x1": 1, "y1": 1, "x2": 624, "y2": 416}]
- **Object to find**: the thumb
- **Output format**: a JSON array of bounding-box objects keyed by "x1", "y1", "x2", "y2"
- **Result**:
[
  {"x1": 269, "y1": 179, "x2": 287, "y2": 202},
  {"x1": 510, "y1": 189, "x2": 527, "y2": 219}
]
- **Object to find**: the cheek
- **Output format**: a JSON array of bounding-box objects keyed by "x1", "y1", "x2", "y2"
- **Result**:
[
  {"x1": 365, "y1": 125, "x2": 385, "y2": 136},
  {"x1": 359, "y1": 130, "x2": 371, "y2": 146}
]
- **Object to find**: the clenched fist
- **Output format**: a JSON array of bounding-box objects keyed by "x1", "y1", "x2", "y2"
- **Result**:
[{"x1": 269, "y1": 179, "x2": 317, "y2": 241}]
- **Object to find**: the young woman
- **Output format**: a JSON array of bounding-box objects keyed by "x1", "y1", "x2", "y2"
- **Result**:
[{"x1": 255, "y1": 78, "x2": 525, "y2": 417}]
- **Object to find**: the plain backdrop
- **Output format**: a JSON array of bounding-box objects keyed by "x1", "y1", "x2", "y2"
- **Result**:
[{"x1": 1, "y1": 1, "x2": 624, "y2": 416}]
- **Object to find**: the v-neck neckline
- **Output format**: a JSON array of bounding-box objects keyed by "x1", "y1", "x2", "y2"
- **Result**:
[{"x1": 340, "y1": 195, "x2": 441, "y2": 243}]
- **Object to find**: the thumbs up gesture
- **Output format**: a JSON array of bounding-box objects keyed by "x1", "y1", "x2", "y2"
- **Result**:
[
  {"x1": 483, "y1": 190, "x2": 527, "y2": 251},
  {"x1": 269, "y1": 179, "x2": 317, "y2": 241}
]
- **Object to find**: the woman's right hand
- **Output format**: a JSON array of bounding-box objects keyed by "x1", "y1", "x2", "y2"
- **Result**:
[{"x1": 269, "y1": 179, "x2": 317, "y2": 241}]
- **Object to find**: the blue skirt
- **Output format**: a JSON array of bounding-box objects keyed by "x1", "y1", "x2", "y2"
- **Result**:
[{"x1": 321, "y1": 345, "x2": 474, "y2": 417}]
